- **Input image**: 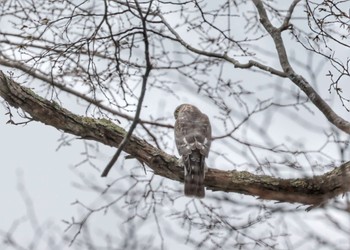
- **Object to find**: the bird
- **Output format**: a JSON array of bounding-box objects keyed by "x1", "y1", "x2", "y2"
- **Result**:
[{"x1": 174, "y1": 104, "x2": 211, "y2": 198}]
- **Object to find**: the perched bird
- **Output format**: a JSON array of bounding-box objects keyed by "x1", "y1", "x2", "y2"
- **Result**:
[{"x1": 174, "y1": 104, "x2": 212, "y2": 198}]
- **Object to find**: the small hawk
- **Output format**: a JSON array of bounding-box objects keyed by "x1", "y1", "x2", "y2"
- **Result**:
[{"x1": 174, "y1": 104, "x2": 212, "y2": 198}]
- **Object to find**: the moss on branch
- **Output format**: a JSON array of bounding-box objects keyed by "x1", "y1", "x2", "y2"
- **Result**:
[{"x1": 1, "y1": 70, "x2": 350, "y2": 206}]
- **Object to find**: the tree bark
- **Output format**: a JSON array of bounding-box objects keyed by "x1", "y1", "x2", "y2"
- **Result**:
[{"x1": 1, "y1": 71, "x2": 349, "y2": 206}]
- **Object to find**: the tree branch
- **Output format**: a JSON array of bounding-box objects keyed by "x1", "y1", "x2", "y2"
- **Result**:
[
  {"x1": 279, "y1": 0, "x2": 301, "y2": 31},
  {"x1": 101, "y1": 0, "x2": 153, "y2": 177},
  {"x1": 0, "y1": 58, "x2": 172, "y2": 129},
  {"x1": 1, "y1": 70, "x2": 350, "y2": 206},
  {"x1": 252, "y1": 0, "x2": 350, "y2": 134},
  {"x1": 157, "y1": 13, "x2": 287, "y2": 77}
]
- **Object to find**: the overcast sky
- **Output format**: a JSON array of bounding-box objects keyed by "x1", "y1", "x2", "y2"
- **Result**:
[{"x1": 1, "y1": 1, "x2": 350, "y2": 249}]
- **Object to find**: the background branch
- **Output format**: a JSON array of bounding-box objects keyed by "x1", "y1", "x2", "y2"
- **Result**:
[
  {"x1": 101, "y1": 0, "x2": 153, "y2": 177},
  {"x1": 253, "y1": 0, "x2": 350, "y2": 134}
]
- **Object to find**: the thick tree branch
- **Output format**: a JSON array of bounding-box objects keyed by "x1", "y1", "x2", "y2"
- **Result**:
[{"x1": 1, "y1": 71, "x2": 350, "y2": 206}]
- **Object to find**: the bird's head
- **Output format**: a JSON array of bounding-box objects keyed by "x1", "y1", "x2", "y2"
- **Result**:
[
  {"x1": 174, "y1": 104, "x2": 189, "y2": 119},
  {"x1": 174, "y1": 104, "x2": 201, "y2": 119}
]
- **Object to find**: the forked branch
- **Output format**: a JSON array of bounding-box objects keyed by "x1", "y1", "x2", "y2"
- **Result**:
[{"x1": 252, "y1": 0, "x2": 350, "y2": 134}]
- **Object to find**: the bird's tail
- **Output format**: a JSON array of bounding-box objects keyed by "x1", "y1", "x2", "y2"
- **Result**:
[{"x1": 184, "y1": 150, "x2": 205, "y2": 198}]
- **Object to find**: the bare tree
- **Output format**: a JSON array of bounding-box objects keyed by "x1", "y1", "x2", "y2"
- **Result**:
[{"x1": 0, "y1": 0, "x2": 350, "y2": 249}]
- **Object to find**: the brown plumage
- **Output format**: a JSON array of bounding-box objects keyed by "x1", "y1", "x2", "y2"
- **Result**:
[{"x1": 174, "y1": 104, "x2": 211, "y2": 198}]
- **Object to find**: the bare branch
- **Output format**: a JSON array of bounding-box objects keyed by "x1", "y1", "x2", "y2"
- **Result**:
[
  {"x1": 101, "y1": 0, "x2": 153, "y2": 177},
  {"x1": 157, "y1": 13, "x2": 287, "y2": 77},
  {"x1": 252, "y1": 0, "x2": 350, "y2": 134},
  {"x1": 0, "y1": 58, "x2": 172, "y2": 129},
  {"x1": 279, "y1": 0, "x2": 301, "y2": 31},
  {"x1": 1, "y1": 70, "x2": 350, "y2": 206}
]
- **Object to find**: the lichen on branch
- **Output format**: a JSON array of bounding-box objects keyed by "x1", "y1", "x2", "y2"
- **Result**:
[{"x1": 1, "y1": 70, "x2": 350, "y2": 206}]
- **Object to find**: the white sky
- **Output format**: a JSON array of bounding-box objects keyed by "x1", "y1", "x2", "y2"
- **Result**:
[{"x1": 0, "y1": 0, "x2": 350, "y2": 249}]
